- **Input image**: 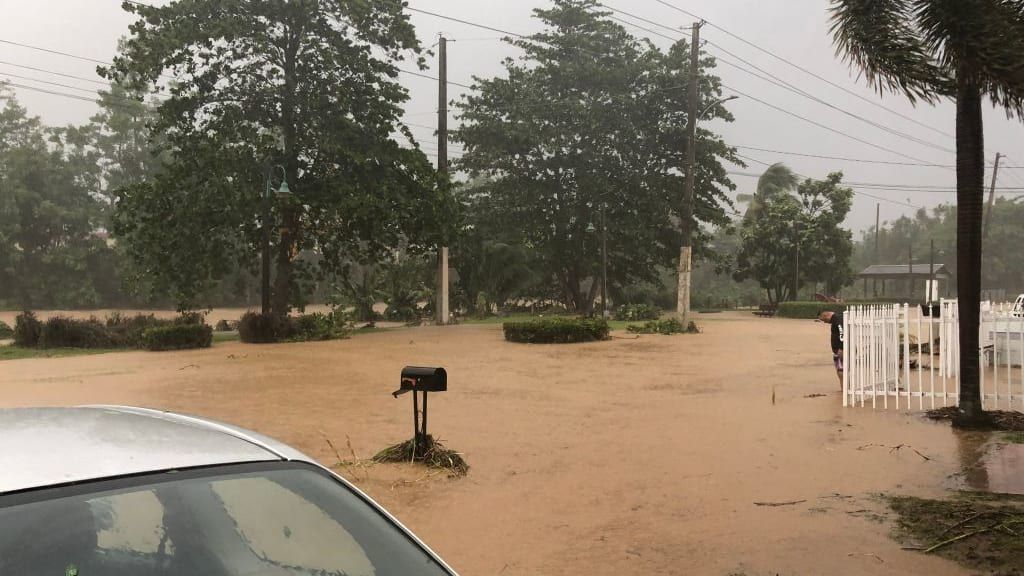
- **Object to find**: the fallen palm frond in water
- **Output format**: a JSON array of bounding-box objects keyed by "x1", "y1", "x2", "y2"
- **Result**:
[
  {"x1": 373, "y1": 434, "x2": 469, "y2": 477},
  {"x1": 925, "y1": 406, "x2": 1024, "y2": 431}
]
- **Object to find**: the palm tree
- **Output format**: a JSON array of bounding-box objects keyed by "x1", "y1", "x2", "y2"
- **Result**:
[
  {"x1": 737, "y1": 163, "x2": 798, "y2": 221},
  {"x1": 830, "y1": 0, "x2": 1024, "y2": 427}
]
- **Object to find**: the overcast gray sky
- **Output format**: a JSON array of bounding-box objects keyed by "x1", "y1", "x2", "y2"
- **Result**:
[{"x1": 2, "y1": 0, "x2": 1022, "y2": 234}]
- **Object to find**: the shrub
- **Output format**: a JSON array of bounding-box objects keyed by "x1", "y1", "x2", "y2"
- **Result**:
[
  {"x1": 175, "y1": 311, "x2": 206, "y2": 325},
  {"x1": 289, "y1": 312, "x2": 350, "y2": 342},
  {"x1": 627, "y1": 318, "x2": 699, "y2": 335},
  {"x1": 777, "y1": 302, "x2": 846, "y2": 319},
  {"x1": 238, "y1": 311, "x2": 280, "y2": 343},
  {"x1": 39, "y1": 316, "x2": 114, "y2": 349},
  {"x1": 141, "y1": 323, "x2": 213, "y2": 351},
  {"x1": 0, "y1": 320, "x2": 13, "y2": 339},
  {"x1": 614, "y1": 303, "x2": 661, "y2": 321},
  {"x1": 105, "y1": 313, "x2": 168, "y2": 347},
  {"x1": 503, "y1": 317, "x2": 610, "y2": 344},
  {"x1": 13, "y1": 312, "x2": 42, "y2": 347}
]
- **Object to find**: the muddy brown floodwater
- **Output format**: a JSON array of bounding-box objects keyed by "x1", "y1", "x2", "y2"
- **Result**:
[{"x1": 1, "y1": 312, "x2": 1008, "y2": 575}]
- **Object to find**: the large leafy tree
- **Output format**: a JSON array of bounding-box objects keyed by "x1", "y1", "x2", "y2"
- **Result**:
[
  {"x1": 454, "y1": 0, "x2": 738, "y2": 314},
  {"x1": 734, "y1": 172, "x2": 854, "y2": 303},
  {"x1": 106, "y1": 0, "x2": 456, "y2": 313},
  {"x1": 831, "y1": 0, "x2": 1024, "y2": 426},
  {"x1": 0, "y1": 89, "x2": 107, "y2": 308}
]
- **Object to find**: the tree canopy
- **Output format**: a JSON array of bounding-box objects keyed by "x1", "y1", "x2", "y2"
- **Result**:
[
  {"x1": 734, "y1": 169, "x2": 854, "y2": 304},
  {"x1": 452, "y1": 0, "x2": 740, "y2": 314},
  {"x1": 105, "y1": 0, "x2": 457, "y2": 313}
]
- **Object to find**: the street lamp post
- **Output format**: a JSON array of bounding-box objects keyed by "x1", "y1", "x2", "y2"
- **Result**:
[
  {"x1": 678, "y1": 94, "x2": 739, "y2": 325},
  {"x1": 261, "y1": 164, "x2": 292, "y2": 316}
]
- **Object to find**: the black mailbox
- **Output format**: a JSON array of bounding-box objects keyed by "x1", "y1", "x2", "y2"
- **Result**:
[
  {"x1": 392, "y1": 366, "x2": 447, "y2": 458},
  {"x1": 393, "y1": 366, "x2": 447, "y2": 397}
]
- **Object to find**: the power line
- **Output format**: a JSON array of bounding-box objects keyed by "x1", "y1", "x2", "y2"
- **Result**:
[
  {"x1": 727, "y1": 168, "x2": 923, "y2": 208},
  {"x1": 0, "y1": 38, "x2": 111, "y2": 66},
  {"x1": 398, "y1": 68, "x2": 472, "y2": 90},
  {"x1": 647, "y1": 0, "x2": 954, "y2": 139},
  {"x1": 721, "y1": 83, "x2": 941, "y2": 166},
  {"x1": 0, "y1": 60, "x2": 109, "y2": 86},
  {"x1": 732, "y1": 145, "x2": 953, "y2": 167}
]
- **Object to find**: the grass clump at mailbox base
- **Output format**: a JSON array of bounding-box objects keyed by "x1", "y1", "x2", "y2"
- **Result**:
[
  {"x1": 373, "y1": 435, "x2": 469, "y2": 477},
  {"x1": 503, "y1": 316, "x2": 610, "y2": 344}
]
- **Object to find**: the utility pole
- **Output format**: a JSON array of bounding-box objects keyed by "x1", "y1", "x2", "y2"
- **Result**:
[
  {"x1": 873, "y1": 203, "x2": 880, "y2": 297},
  {"x1": 261, "y1": 165, "x2": 272, "y2": 316},
  {"x1": 436, "y1": 35, "x2": 450, "y2": 325},
  {"x1": 677, "y1": 21, "x2": 702, "y2": 325},
  {"x1": 793, "y1": 221, "x2": 801, "y2": 302},
  {"x1": 983, "y1": 152, "x2": 1001, "y2": 244},
  {"x1": 601, "y1": 206, "x2": 608, "y2": 317}
]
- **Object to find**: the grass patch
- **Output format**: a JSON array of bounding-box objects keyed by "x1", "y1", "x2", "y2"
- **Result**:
[
  {"x1": 213, "y1": 331, "x2": 240, "y2": 343},
  {"x1": 373, "y1": 435, "x2": 468, "y2": 477},
  {"x1": 627, "y1": 318, "x2": 700, "y2": 335},
  {"x1": 888, "y1": 493, "x2": 1024, "y2": 574},
  {"x1": 1001, "y1": 431, "x2": 1024, "y2": 444},
  {"x1": 0, "y1": 345, "x2": 122, "y2": 361}
]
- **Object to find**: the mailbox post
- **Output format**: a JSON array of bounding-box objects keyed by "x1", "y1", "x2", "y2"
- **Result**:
[{"x1": 392, "y1": 366, "x2": 447, "y2": 458}]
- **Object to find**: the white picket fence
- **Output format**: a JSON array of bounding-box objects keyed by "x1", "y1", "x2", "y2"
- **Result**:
[{"x1": 843, "y1": 301, "x2": 1024, "y2": 411}]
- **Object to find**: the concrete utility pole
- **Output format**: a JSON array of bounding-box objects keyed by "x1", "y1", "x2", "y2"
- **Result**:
[
  {"x1": 677, "y1": 21, "x2": 702, "y2": 326},
  {"x1": 983, "y1": 152, "x2": 1001, "y2": 244},
  {"x1": 873, "y1": 203, "x2": 880, "y2": 297},
  {"x1": 436, "y1": 35, "x2": 450, "y2": 325}
]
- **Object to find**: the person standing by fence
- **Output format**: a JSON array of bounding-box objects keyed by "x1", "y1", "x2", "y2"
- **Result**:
[{"x1": 818, "y1": 310, "x2": 844, "y2": 390}]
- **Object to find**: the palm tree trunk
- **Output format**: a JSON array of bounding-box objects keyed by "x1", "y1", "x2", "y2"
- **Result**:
[{"x1": 953, "y1": 71, "x2": 989, "y2": 428}]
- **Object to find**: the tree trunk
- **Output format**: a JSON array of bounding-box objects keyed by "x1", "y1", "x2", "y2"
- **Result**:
[
  {"x1": 271, "y1": 26, "x2": 299, "y2": 319},
  {"x1": 953, "y1": 71, "x2": 989, "y2": 428}
]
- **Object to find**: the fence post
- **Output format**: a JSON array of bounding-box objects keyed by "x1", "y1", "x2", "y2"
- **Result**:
[{"x1": 843, "y1": 309, "x2": 849, "y2": 407}]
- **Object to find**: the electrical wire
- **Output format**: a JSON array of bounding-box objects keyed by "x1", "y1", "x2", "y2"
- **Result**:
[{"x1": 646, "y1": 0, "x2": 953, "y2": 139}]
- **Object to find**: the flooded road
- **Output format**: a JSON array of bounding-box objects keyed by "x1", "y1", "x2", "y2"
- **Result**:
[{"x1": 2, "y1": 312, "x2": 1013, "y2": 575}]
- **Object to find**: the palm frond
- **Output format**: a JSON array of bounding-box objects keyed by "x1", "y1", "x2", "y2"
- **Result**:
[{"x1": 830, "y1": 0, "x2": 950, "y2": 103}]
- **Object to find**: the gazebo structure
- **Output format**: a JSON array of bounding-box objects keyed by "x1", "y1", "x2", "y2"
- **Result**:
[{"x1": 858, "y1": 264, "x2": 951, "y2": 300}]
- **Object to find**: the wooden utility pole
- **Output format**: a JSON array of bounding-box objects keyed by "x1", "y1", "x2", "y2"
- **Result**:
[
  {"x1": 677, "y1": 22, "x2": 702, "y2": 325},
  {"x1": 436, "y1": 35, "x2": 450, "y2": 325},
  {"x1": 983, "y1": 152, "x2": 1001, "y2": 244}
]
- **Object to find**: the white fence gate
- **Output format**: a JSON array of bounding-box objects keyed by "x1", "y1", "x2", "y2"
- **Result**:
[{"x1": 843, "y1": 301, "x2": 1024, "y2": 411}]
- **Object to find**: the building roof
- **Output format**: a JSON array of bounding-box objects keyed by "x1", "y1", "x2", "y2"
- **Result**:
[
  {"x1": 859, "y1": 264, "x2": 950, "y2": 279},
  {"x1": 0, "y1": 406, "x2": 310, "y2": 494}
]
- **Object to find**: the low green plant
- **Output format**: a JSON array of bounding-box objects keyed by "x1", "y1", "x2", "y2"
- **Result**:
[
  {"x1": 141, "y1": 323, "x2": 213, "y2": 351},
  {"x1": 627, "y1": 318, "x2": 700, "y2": 335},
  {"x1": 613, "y1": 303, "x2": 661, "y2": 321},
  {"x1": 38, "y1": 316, "x2": 114, "y2": 349},
  {"x1": 105, "y1": 313, "x2": 167, "y2": 347},
  {"x1": 503, "y1": 317, "x2": 610, "y2": 344},
  {"x1": 0, "y1": 320, "x2": 13, "y2": 339},
  {"x1": 13, "y1": 312, "x2": 42, "y2": 347},
  {"x1": 238, "y1": 311, "x2": 280, "y2": 343},
  {"x1": 776, "y1": 302, "x2": 845, "y2": 319},
  {"x1": 289, "y1": 312, "x2": 350, "y2": 341}
]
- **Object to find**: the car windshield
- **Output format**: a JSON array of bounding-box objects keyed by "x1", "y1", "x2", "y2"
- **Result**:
[{"x1": 0, "y1": 463, "x2": 450, "y2": 576}]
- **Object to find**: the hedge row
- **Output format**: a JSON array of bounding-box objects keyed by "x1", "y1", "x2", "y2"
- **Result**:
[
  {"x1": 11, "y1": 311, "x2": 211, "y2": 351},
  {"x1": 627, "y1": 318, "x2": 699, "y2": 335},
  {"x1": 776, "y1": 302, "x2": 846, "y2": 319},
  {"x1": 0, "y1": 321, "x2": 12, "y2": 339},
  {"x1": 503, "y1": 317, "x2": 610, "y2": 344},
  {"x1": 142, "y1": 324, "x2": 213, "y2": 351},
  {"x1": 613, "y1": 303, "x2": 661, "y2": 321},
  {"x1": 238, "y1": 311, "x2": 350, "y2": 344}
]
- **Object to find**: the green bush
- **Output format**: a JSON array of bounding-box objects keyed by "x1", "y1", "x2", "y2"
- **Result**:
[
  {"x1": 141, "y1": 323, "x2": 213, "y2": 351},
  {"x1": 503, "y1": 317, "x2": 610, "y2": 344},
  {"x1": 105, "y1": 313, "x2": 169, "y2": 347},
  {"x1": 0, "y1": 320, "x2": 13, "y2": 339},
  {"x1": 238, "y1": 311, "x2": 280, "y2": 343},
  {"x1": 627, "y1": 318, "x2": 699, "y2": 335},
  {"x1": 777, "y1": 302, "x2": 846, "y2": 319},
  {"x1": 13, "y1": 312, "x2": 42, "y2": 347},
  {"x1": 613, "y1": 303, "x2": 661, "y2": 321},
  {"x1": 289, "y1": 312, "x2": 350, "y2": 341},
  {"x1": 39, "y1": 316, "x2": 114, "y2": 349}
]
